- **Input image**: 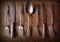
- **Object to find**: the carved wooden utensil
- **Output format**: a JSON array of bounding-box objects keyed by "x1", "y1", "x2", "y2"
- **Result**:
[
  {"x1": 48, "y1": 2, "x2": 55, "y2": 39},
  {"x1": 18, "y1": 3, "x2": 24, "y2": 37},
  {"x1": 33, "y1": 5, "x2": 40, "y2": 36},
  {"x1": 26, "y1": 1, "x2": 34, "y2": 37},
  {"x1": 11, "y1": 0, "x2": 15, "y2": 37},
  {"x1": 5, "y1": 5, "x2": 10, "y2": 35},
  {"x1": 42, "y1": 1, "x2": 47, "y2": 39}
]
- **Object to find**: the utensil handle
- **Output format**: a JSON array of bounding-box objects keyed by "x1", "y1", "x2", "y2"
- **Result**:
[
  {"x1": 42, "y1": 24, "x2": 45, "y2": 38},
  {"x1": 26, "y1": 16, "x2": 30, "y2": 37},
  {"x1": 5, "y1": 5, "x2": 8, "y2": 26},
  {"x1": 36, "y1": 7, "x2": 38, "y2": 26},
  {"x1": 20, "y1": 4, "x2": 23, "y2": 26},
  {"x1": 20, "y1": 12, "x2": 22, "y2": 26},
  {"x1": 10, "y1": 23, "x2": 13, "y2": 37}
]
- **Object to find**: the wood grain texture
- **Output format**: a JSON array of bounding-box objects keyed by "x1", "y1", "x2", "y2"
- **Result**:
[{"x1": 0, "y1": 0, "x2": 60, "y2": 42}]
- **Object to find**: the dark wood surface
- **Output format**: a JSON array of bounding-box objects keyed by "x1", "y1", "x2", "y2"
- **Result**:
[{"x1": 0, "y1": 0, "x2": 60, "y2": 42}]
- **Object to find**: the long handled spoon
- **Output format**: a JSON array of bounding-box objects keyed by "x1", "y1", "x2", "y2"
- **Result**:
[
  {"x1": 26, "y1": 1, "x2": 33, "y2": 37},
  {"x1": 48, "y1": 2, "x2": 55, "y2": 39}
]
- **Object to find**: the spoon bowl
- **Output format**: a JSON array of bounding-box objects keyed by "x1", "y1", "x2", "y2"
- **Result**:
[{"x1": 26, "y1": 1, "x2": 34, "y2": 15}]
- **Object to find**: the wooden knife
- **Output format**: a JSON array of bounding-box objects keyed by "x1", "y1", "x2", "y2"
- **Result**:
[{"x1": 42, "y1": 1, "x2": 47, "y2": 39}]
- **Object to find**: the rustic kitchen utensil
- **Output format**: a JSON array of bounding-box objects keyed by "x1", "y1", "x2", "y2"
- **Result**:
[
  {"x1": 42, "y1": 1, "x2": 47, "y2": 39},
  {"x1": 33, "y1": 5, "x2": 39, "y2": 36},
  {"x1": 5, "y1": 5, "x2": 9, "y2": 33},
  {"x1": 18, "y1": 3, "x2": 24, "y2": 37},
  {"x1": 26, "y1": 16, "x2": 31, "y2": 37},
  {"x1": 48, "y1": 2, "x2": 55, "y2": 39},
  {"x1": 26, "y1": 1, "x2": 34, "y2": 37},
  {"x1": 11, "y1": 0, "x2": 16, "y2": 37}
]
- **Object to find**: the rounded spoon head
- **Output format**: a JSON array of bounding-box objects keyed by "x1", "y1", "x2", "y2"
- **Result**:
[
  {"x1": 5, "y1": 26, "x2": 9, "y2": 31},
  {"x1": 28, "y1": 3, "x2": 33, "y2": 14},
  {"x1": 26, "y1": 1, "x2": 34, "y2": 15},
  {"x1": 19, "y1": 26, "x2": 23, "y2": 31}
]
